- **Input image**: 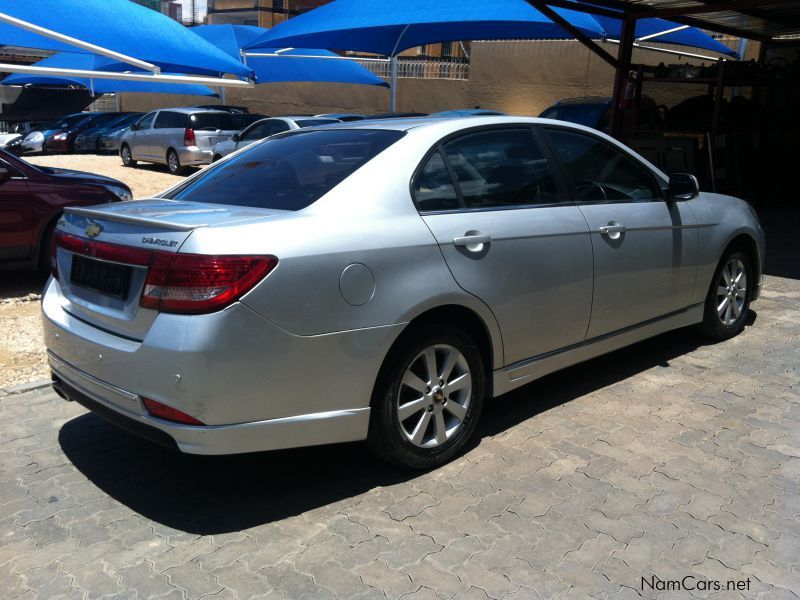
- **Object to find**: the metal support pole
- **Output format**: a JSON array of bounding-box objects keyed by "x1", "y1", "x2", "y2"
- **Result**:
[
  {"x1": 390, "y1": 55, "x2": 398, "y2": 113},
  {"x1": 0, "y1": 11, "x2": 161, "y2": 74},
  {"x1": 610, "y1": 17, "x2": 636, "y2": 140},
  {"x1": 0, "y1": 62, "x2": 254, "y2": 88}
]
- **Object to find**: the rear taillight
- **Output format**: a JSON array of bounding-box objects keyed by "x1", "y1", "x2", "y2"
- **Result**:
[
  {"x1": 141, "y1": 253, "x2": 278, "y2": 314},
  {"x1": 143, "y1": 398, "x2": 205, "y2": 425},
  {"x1": 183, "y1": 127, "x2": 196, "y2": 147},
  {"x1": 55, "y1": 231, "x2": 277, "y2": 314}
]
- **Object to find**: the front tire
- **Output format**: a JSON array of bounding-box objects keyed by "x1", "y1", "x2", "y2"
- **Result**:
[
  {"x1": 120, "y1": 144, "x2": 136, "y2": 167},
  {"x1": 699, "y1": 249, "x2": 753, "y2": 340},
  {"x1": 367, "y1": 326, "x2": 485, "y2": 469}
]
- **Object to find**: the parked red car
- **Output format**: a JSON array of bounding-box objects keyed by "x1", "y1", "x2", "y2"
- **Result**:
[{"x1": 0, "y1": 149, "x2": 132, "y2": 271}]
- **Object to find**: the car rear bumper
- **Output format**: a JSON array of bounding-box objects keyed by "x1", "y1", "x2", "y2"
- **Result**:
[
  {"x1": 178, "y1": 147, "x2": 213, "y2": 166},
  {"x1": 42, "y1": 277, "x2": 402, "y2": 455},
  {"x1": 49, "y1": 353, "x2": 370, "y2": 455}
]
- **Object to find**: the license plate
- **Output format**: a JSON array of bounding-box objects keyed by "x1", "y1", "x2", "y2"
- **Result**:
[{"x1": 70, "y1": 255, "x2": 132, "y2": 299}]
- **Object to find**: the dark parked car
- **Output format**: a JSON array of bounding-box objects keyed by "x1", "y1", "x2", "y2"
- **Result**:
[
  {"x1": 74, "y1": 113, "x2": 142, "y2": 153},
  {"x1": 539, "y1": 96, "x2": 663, "y2": 132},
  {"x1": 44, "y1": 112, "x2": 128, "y2": 154},
  {"x1": 0, "y1": 148, "x2": 132, "y2": 271}
]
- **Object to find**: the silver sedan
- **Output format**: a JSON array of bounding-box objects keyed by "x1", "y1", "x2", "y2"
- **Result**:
[{"x1": 43, "y1": 116, "x2": 764, "y2": 468}]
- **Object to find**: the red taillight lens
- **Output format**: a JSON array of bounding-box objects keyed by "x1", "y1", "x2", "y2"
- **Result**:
[
  {"x1": 55, "y1": 231, "x2": 277, "y2": 314},
  {"x1": 142, "y1": 398, "x2": 205, "y2": 425},
  {"x1": 141, "y1": 253, "x2": 277, "y2": 314},
  {"x1": 183, "y1": 127, "x2": 196, "y2": 147}
]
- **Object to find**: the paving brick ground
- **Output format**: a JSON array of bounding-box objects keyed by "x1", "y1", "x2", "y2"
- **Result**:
[{"x1": 0, "y1": 274, "x2": 798, "y2": 599}]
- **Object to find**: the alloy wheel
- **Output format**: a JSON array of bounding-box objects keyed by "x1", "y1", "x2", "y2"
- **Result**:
[
  {"x1": 396, "y1": 344, "x2": 472, "y2": 448},
  {"x1": 168, "y1": 152, "x2": 179, "y2": 173},
  {"x1": 716, "y1": 257, "x2": 748, "y2": 327}
]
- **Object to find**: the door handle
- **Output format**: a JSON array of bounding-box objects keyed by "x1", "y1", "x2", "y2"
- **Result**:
[
  {"x1": 453, "y1": 234, "x2": 491, "y2": 252},
  {"x1": 599, "y1": 222, "x2": 626, "y2": 240}
]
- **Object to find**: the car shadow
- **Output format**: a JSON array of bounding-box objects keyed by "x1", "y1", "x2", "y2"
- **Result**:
[
  {"x1": 0, "y1": 271, "x2": 48, "y2": 301},
  {"x1": 58, "y1": 318, "x2": 755, "y2": 535}
]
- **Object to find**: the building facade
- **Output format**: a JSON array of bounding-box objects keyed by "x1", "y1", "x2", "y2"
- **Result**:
[
  {"x1": 131, "y1": 0, "x2": 184, "y2": 23},
  {"x1": 207, "y1": 0, "x2": 328, "y2": 28}
]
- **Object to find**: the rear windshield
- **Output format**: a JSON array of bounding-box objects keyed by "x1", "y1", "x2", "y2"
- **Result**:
[
  {"x1": 296, "y1": 119, "x2": 340, "y2": 128},
  {"x1": 189, "y1": 112, "x2": 240, "y2": 131},
  {"x1": 165, "y1": 129, "x2": 404, "y2": 211},
  {"x1": 231, "y1": 113, "x2": 267, "y2": 129}
]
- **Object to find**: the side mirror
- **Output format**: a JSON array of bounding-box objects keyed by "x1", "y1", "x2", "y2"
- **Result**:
[
  {"x1": 0, "y1": 167, "x2": 9, "y2": 185},
  {"x1": 232, "y1": 133, "x2": 240, "y2": 142},
  {"x1": 668, "y1": 173, "x2": 699, "y2": 201},
  {"x1": 130, "y1": 123, "x2": 139, "y2": 131}
]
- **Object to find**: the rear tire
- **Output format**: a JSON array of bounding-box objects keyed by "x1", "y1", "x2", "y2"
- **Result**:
[
  {"x1": 167, "y1": 149, "x2": 187, "y2": 175},
  {"x1": 120, "y1": 144, "x2": 136, "y2": 167},
  {"x1": 38, "y1": 221, "x2": 56, "y2": 273},
  {"x1": 367, "y1": 325, "x2": 485, "y2": 469},
  {"x1": 699, "y1": 249, "x2": 753, "y2": 340}
]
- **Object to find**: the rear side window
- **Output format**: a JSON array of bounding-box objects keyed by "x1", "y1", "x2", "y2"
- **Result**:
[
  {"x1": 155, "y1": 111, "x2": 187, "y2": 129},
  {"x1": 414, "y1": 128, "x2": 559, "y2": 211},
  {"x1": 189, "y1": 113, "x2": 238, "y2": 131},
  {"x1": 166, "y1": 129, "x2": 405, "y2": 211},
  {"x1": 545, "y1": 128, "x2": 661, "y2": 202}
]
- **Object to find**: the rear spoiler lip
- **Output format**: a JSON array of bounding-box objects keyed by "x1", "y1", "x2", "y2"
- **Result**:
[{"x1": 64, "y1": 206, "x2": 205, "y2": 232}]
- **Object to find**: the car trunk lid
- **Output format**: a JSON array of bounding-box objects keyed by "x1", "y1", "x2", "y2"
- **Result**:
[{"x1": 54, "y1": 199, "x2": 278, "y2": 340}]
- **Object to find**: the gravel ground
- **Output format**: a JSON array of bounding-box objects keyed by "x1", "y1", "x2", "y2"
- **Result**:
[
  {"x1": 26, "y1": 153, "x2": 190, "y2": 199},
  {"x1": 1, "y1": 154, "x2": 196, "y2": 388}
]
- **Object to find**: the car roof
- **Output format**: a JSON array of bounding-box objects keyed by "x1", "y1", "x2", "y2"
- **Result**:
[
  {"x1": 156, "y1": 107, "x2": 230, "y2": 115},
  {"x1": 551, "y1": 97, "x2": 612, "y2": 106}
]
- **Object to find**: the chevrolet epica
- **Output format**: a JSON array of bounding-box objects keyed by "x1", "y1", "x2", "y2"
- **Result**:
[{"x1": 43, "y1": 117, "x2": 765, "y2": 468}]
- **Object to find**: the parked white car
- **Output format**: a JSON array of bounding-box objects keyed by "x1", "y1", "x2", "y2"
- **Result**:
[{"x1": 211, "y1": 116, "x2": 340, "y2": 161}]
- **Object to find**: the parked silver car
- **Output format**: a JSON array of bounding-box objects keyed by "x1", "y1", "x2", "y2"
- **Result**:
[
  {"x1": 43, "y1": 117, "x2": 764, "y2": 468},
  {"x1": 120, "y1": 108, "x2": 245, "y2": 174},
  {"x1": 211, "y1": 116, "x2": 340, "y2": 161}
]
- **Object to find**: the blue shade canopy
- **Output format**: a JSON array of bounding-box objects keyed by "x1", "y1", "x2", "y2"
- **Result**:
[
  {"x1": 2, "y1": 53, "x2": 219, "y2": 96},
  {"x1": 0, "y1": 0, "x2": 252, "y2": 78},
  {"x1": 594, "y1": 16, "x2": 738, "y2": 58},
  {"x1": 244, "y1": 0, "x2": 607, "y2": 56},
  {"x1": 192, "y1": 24, "x2": 387, "y2": 86}
]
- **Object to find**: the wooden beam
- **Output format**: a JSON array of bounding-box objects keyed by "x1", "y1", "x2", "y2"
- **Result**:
[
  {"x1": 525, "y1": 0, "x2": 619, "y2": 68},
  {"x1": 630, "y1": 0, "x2": 776, "y2": 19},
  {"x1": 610, "y1": 17, "x2": 636, "y2": 140},
  {"x1": 543, "y1": 0, "x2": 622, "y2": 19}
]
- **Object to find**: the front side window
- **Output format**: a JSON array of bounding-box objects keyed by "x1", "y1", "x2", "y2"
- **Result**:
[
  {"x1": 545, "y1": 128, "x2": 661, "y2": 202},
  {"x1": 165, "y1": 129, "x2": 404, "y2": 211},
  {"x1": 240, "y1": 121, "x2": 272, "y2": 141},
  {"x1": 438, "y1": 128, "x2": 559, "y2": 210},
  {"x1": 136, "y1": 112, "x2": 157, "y2": 130}
]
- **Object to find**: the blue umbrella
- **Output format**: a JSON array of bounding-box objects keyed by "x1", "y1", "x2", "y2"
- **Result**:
[
  {"x1": 594, "y1": 15, "x2": 738, "y2": 58},
  {"x1": 0, "y1": 0, "x2": 252, "y2": 79},
  {"x1": 2, "y1": 53, "x2": 219, "y2": 97},
  {"x1": 191, "y1": 25, "x2": 387, "y2": 87},
  {"x1": 244, "y1": 0, "x2": 605, "y2": 56}
]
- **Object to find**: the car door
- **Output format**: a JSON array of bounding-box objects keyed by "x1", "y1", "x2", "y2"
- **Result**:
[
  {"x1": 236, "y1": 120, "x2": 278, "y2": 150},
  {"x1": 417, "y1": 127, "x2": 594, "y2": 365},
  {"x1": 130, "y1": 112, "x2": 157, "y2": 160},
  {"x1": 153, "y1": 110, "x2": 187, "y2": 162},
  {"x1": 542, "y1": 126, "x2": 699, "y2": 339},
  {"x1": 0, "y1": 159, "x2": 33, "y2": 262}
]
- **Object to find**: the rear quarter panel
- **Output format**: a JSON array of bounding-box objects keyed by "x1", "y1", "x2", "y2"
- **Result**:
[{"x1": 177, "y1": 135, "x2": 506, "y2": 368}]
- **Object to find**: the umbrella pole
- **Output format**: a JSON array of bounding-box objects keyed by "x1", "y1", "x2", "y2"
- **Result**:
[{"x1": 389, "y1": 55, "x2": 398, "y2": 112}]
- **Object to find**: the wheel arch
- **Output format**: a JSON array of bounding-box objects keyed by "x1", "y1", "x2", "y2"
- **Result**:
[
  {"x1": 722, "y1": 232, "x2": 761, "y2": 289},
  {"x1": 373, "y1": 303, "x2": 500, "y2": 405}
]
